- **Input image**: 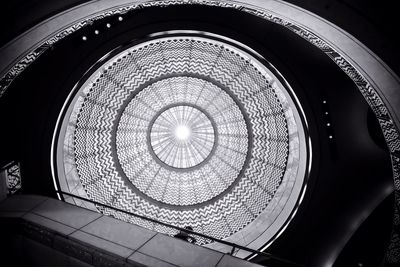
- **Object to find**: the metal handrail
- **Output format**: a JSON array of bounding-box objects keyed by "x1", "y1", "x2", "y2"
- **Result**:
[{"x1": 57, "y1": 190, "x2": 302, "y2": 266}]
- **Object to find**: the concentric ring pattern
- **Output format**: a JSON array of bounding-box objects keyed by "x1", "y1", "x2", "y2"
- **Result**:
[
  {"x1": 117, "y1": 76, "x2": 248, "y2": 206},
  {"x1": 60, "y1": 36, "x2": 306, "y2": 247},
  {"x1": 149, "y1": 105, "x2": 216, "y2": 169}
]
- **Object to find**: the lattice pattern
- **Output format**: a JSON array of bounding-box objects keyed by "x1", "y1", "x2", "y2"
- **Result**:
[{"x1": 68, "y1": 36, "x2": 297, "y2": 244}]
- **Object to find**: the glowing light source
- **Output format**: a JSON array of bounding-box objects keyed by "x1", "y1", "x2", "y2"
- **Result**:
[
  {"x1": 150, "y1": 105, "x2": 216, "y2": 169},
  {"x1": 174, "y1": 125, "x2": 191, "y2": 141}
]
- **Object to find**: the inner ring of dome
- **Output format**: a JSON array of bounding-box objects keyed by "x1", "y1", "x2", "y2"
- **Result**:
[
  {"x1": 149, "y1": 104, "x2": 217, "y2": 169},
  {"x1": 116, "y1": 75, "x2": 251, "y2": 206}
]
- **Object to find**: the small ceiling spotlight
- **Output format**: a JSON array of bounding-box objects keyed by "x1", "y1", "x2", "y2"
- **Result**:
[
  {"x1": 82, "y1": 36, "x2": 87, "y2": 41},
  {"x1": 118, "y1": 16, "x2": 123, "y2": 21},
  {"x1": 106, "y1": 23, "x2": 111, "y2": 28},
  {"x1": 94, "y1": 30, "x2": 99, "y2": 35}
]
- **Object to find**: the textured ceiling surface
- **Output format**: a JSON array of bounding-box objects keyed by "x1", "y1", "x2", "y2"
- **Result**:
[
  {"x1": 58, "y1": 36, "x2": 306, "y2": 247},
  {"x1": 118, "y1": 77, "x2": 249, "y2": 206}
]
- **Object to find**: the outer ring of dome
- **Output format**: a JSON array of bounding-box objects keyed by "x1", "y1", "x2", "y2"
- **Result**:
[
  {"x1": 54, "y1": 32, "x2": 310, "y2": 255},
  {"x1": 146, "y1": 103, "x2": 219, "y2": 171}
]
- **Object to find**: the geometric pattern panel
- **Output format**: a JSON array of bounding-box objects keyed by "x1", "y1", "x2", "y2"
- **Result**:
[{"x1": 63, "y1": 36, "x2": 303, "y2": 245}]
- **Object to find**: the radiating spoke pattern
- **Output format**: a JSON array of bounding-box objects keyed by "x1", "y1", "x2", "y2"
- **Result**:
[
  {"x1": 61, "y1": 36, "x2": 306, "y2": 247},
  {"x1": 116, "y1": 76, "x2": 248, "y2": 205},
  {"x1": 150, "y1": 105, "x2": 215, "y2": 169}
]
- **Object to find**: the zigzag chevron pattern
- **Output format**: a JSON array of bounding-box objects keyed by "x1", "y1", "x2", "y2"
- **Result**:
[{"x1": 65, "y1": 37, "x2": 302, "y2": 245}]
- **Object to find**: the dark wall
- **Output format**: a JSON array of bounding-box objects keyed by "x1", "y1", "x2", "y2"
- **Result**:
[
  {"x1": 0, "y1": 0, "x2": 86, "y2": 46},
  {"x1": 284, "y1": 0, "x2": 400, "y2": 76}
]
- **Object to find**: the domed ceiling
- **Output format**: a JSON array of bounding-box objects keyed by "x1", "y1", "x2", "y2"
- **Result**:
[
  {"x1": 1, "y1": 0, "x2": 399, "y2": 265},
  {"x1": 55, "y1": 35, "x2": 308, "y2": 253}
]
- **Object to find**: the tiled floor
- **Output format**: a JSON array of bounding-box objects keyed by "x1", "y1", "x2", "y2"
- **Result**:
[{"x1": 0, "y1": 195, "x2": 263, "y2": 267}]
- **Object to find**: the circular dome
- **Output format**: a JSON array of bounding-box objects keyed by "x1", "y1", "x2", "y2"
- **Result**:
[
  {"x1": 56, "y1": 35, "x2": 308, "y2": 250},
  {"x1": 149, "y1": 105, "x2": 216, "y2": 169}
]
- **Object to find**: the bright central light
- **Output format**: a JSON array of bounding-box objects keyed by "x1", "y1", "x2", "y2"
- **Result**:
[{"x1": 174, "y1": 125, "x2": 191, "y2": 140}]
